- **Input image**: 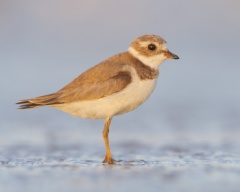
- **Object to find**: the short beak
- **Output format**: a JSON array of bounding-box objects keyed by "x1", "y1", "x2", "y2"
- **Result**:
[{"x1": 165, "y1": 50, "x2": 179, "y2": 59}]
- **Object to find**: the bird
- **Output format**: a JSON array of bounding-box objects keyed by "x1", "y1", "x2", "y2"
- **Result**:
[{"x1": 17, "y1": 34, "x2": 179, "y2": 164}]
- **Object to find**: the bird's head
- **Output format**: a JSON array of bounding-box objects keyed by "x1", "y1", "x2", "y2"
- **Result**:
[{"x1": 128, "y1": 34, "x2": 179, "y2": 69}]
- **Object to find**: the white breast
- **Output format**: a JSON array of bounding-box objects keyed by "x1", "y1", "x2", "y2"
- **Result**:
[{"x1": 54, "y1": 67, "x2": 158, "y2": 119}]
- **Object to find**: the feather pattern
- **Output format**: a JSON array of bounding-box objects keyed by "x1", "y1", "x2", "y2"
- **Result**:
[{"x1": 17, "y1": 47, "x2": 161, "y2": 110}]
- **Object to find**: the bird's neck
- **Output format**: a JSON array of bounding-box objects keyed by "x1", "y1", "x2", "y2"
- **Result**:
[
  {"x1": 128, "y1": 47, "x2": 166, "y2": 70},
  {"x1": 126, "y1": 51, "x2": 159, "y2": 80}
]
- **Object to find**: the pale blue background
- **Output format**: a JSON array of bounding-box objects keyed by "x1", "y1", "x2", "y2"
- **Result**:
[{"x1": 0, "y1": 1, "x2": 240, "y2": 192}]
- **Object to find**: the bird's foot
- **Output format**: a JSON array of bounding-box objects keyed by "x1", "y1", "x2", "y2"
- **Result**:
[{"x1": 102, "y1": 155, "x2": 115, "y2": 164}]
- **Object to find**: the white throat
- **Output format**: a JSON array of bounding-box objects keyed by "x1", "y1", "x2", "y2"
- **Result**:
[{"x1": 128, "y1": 47, "x2": 167, "y2": 69}]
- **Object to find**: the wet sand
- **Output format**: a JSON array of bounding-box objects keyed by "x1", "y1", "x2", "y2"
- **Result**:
[{"x1": 1, "y1": 125, "x2": 240, "y2": 192}]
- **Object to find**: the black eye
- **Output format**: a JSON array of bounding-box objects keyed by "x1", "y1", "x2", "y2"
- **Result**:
[{"x1": 148, "y1": 44, "x2": 156, "y2": 50}]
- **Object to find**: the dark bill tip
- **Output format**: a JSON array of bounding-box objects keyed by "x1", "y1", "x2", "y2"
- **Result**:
[
  {"x1": 171, "y1": 53, "x2": 179, "y2": 59},
  {"x1": 165, "y1": 51, "x2": 179, "y2": 60}
]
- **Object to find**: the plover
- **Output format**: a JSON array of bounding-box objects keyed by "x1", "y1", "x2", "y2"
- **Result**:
[{"x1": 17, "y1": 34, "x2": 179, "y2": 164}]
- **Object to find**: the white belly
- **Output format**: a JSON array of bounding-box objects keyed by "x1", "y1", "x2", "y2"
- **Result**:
[{"x1": 54, "y1": 72, "x2": 158, "y2": 119}]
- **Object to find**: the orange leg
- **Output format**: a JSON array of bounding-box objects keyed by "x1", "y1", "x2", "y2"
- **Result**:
[{"x1": 102, "y1": 118, "x2": 115, "y2": 164}]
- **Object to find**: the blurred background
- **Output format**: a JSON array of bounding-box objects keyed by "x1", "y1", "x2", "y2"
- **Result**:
[
  {"x1": 0, "y1": 0, "x2": 240, "y2": 191},
  {"x1": 1, "y1": 0, "x2": 239, "y2": 148}
]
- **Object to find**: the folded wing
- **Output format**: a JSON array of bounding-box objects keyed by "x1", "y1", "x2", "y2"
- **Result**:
[{"x1": 17, "y1": 53, "x2": 132, "y2": 109}]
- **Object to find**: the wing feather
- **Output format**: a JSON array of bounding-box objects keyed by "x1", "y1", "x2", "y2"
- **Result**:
[
  {"x1": 17, "y1": 52, "x2": 133, "y2": 108},
  {"x1": 55, "y1": 70, "x2": 132, "y2": 103}
]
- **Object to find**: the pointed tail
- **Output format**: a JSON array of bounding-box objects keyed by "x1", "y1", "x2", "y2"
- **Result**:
[{"x1": 16, "y1": 93, "x2": 62, "y2": 109}]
